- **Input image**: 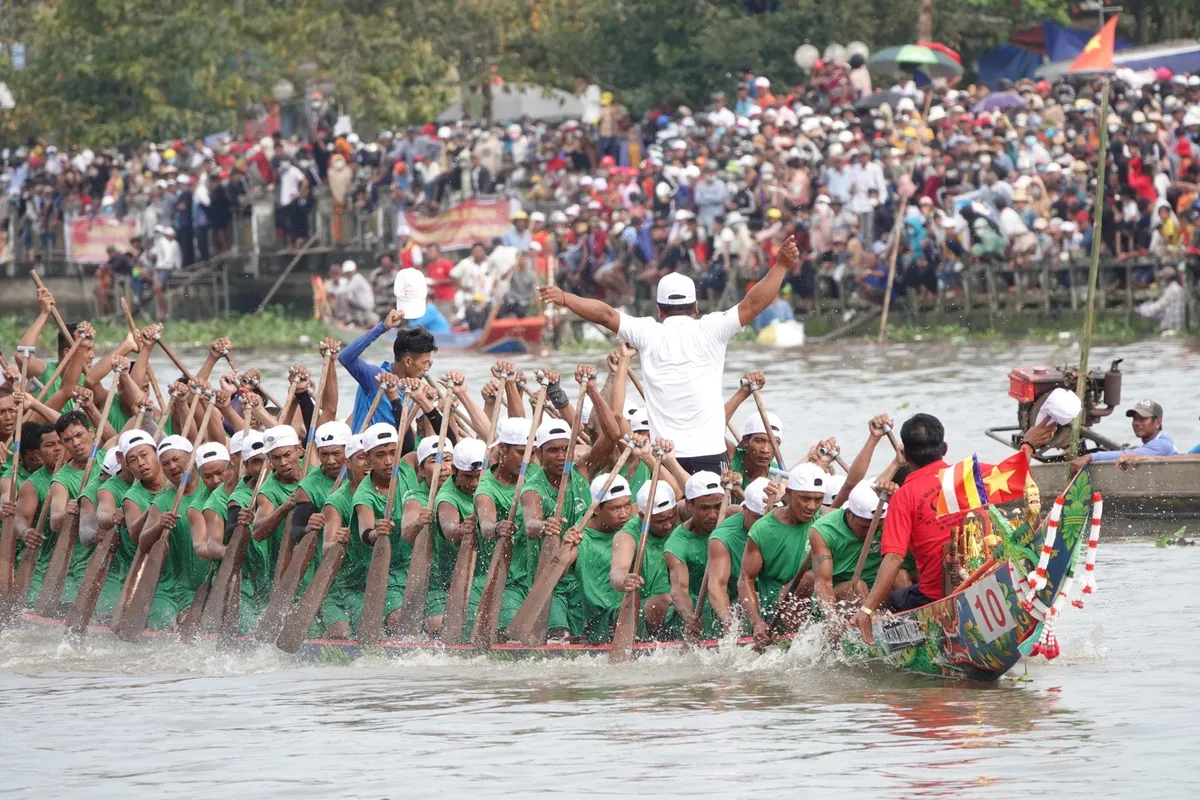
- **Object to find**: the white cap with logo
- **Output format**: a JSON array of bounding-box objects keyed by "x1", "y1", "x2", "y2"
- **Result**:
[
  {"x1": 417, "y1": 436, "x2": 454, "y2": 464},
  {"x1": 242, "y1": 431, "x2": 266, "y2": 460},
  {"x1": 535, "y1": 419, "x2": 571, "y2": 448},
  {"x1": 847, "y1": 482, "x2": 886, "y2": 519},
  {"x1": 636, "y1": 481, "x2": 677, "y2": 514},
  {"x1": 362, "y1": 422, "x2": 398, "y2": 452},
  {"x1": 590, "y1": 473, "x2": 631, "y2": 504},
  {"x1": 394, "y1": 267, "x2": 429, "y2": 319},
  {"x1": 196, "y1": 442, "x2": 230, "y2": 468},
  {"x1": 656, "y1": 272, "x2": 697, "y2": 305},
  {"x1": 787, "y1": 462, "x2": 827, "y2": 493},
  {"x1": 345, "y1": 434, "x2": 366, "y2": 459},
  {"x1": 684, "y1": 470, "x2": 723, "y2": 500},
  {"x1": 742, "y1": 477, "x2": 773, "y2": 516},
  {"x1": 101, "y1": 449, "x2": 122, "y2": 477},
  {"x1": 452, "y1": 438, "x2": 488, "y2": 471},
  {"x1": 822, "y1": 474, "x2": 846, "y2": 506},
  {"x1": 265, "y1": 425, "x2": 301, "y2": 452},
  {"x1": 315, "y1": 421, "x2": 352, "y2": 449},
  {"x1": 118, "y1": 429, "x2": 155, "y2": 456},
  {"x1": 157, "y1": 435, "x2": 193, "y2": 456}
]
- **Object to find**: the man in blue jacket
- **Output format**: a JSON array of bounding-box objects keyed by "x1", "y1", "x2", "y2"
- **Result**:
[{"x1": 338, "y1": 309, "x2": 437, "y2": 430}]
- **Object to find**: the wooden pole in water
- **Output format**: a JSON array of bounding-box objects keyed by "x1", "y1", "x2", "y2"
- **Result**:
[{"x1": 1068, "y1": 79, "x2": 1111, "y2": 462}]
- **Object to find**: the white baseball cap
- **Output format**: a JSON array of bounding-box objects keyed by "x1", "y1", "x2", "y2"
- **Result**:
[
  {"x1": 394, "y1": 267, "x2": 428, "y2": 319},
  {"x1": 315, "y1": 421, "x2": 352, "y2": 449},
  {"x1": 535, "y1": 419, "x2": 571, "y2": 448},
  {"x1": 742, "y1": 411, "x2": 783, "y2": 443},
  {"x1": 452, "y1": 438, "x2": 488, "y2": 471},
  {"x1": 847, "y1": 481, "x2": 885, "y2": 519},
  {"x1": 417, "y1": 436, "x2": 454, "y2": 464},
  {"x1": 118, "y1": 429, "x2": 155, "y2": 456},
  {"x1": 265, "y1": 425, "x2": 301, "y2": 452},
  {"x1": 101, "y1": 449, "x2": 122, "y2": 477},
  {"x1": 743, "y1": 477, "x2": 773, "y2": 516},
  {"x1": 636, "y1": 480, "x2": 677, "y2": 514},
  {"x1": 489, "y1": 417, "x2": 532, "y2": 448},
  {"x1": 684, "y1": 470, "x2": 723, "y2": 500},
  {"x1": 787, "y1": 462, "x2": 827, "y2": 494},
  {"x1": 345, "y1": 434, "x2": 365, "y2": 459},
  {"x1": 242, "y1": 431, "x2": 266, "y2": 460},
  {"x1": 591, "y1": 473, "x2": 631, "y2": 504},
  {"x1": 157, "y1": 435, "x2": 193, "y2": 456},
  {"x1": 196, "y1": 442, "x2": 230, "y2": 468},
  {"x1": 822, "y1": 473, "x2": 846, "y2": 505},
  {"x1": 341, "y1": 259, "x2": 357, "y2": 273},
  {"x1": 362, "y1": 422, "x2": 397, "y2": 452},
  {"x1": 625, "y1": 406, "x2": 650, "y2": 433},
  {"x1": 656, "y1": 272, "x2": 697, "y2": 305}
]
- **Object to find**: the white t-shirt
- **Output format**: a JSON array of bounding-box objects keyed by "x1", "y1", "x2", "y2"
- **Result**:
[{"x1": 618, "y1": 308, "x2": 743, "y2": 458}]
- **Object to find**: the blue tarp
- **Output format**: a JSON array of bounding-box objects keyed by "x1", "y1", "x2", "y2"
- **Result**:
[
  {"x1": 1044, "y1": 22, "x2": 1131, "y2": 62},
  {"x1": 977, "y1": 45, "x2": 1044, "y2": 88}
]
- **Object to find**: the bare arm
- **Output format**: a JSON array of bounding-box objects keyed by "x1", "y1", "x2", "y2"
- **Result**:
[
  {"x1": 537, "y1": 286, "x2": 621, "y2": 333},
  {"x1": 664, "y1": 552, "x2": 695, "y2": 619},
  {"x1": 737, "y1": 539, "x2": 767, "y2": 631},
  {"x1": 737, "y1": 237, "x2": 798, "y2": 326},
  {"x1": 188, "y1": 507, "x2": 213, "y2": 560},
  {"x1": 608, "y1": 531, "x2": 640, "y2": 592},
  {"x1": 809, "y1": 531, "x2": 837, "y2": 611},
  {"x1": 706, "y1": 538, "x2": 734, "y2": 627}
]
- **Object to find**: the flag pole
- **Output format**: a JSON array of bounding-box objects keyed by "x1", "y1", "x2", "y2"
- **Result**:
[{"x1": 1068, "y1": 76, "x2": 1111, "y2": 461}]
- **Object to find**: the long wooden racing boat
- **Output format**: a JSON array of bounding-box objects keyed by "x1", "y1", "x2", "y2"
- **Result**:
[{"x1": 16, "y1": 471, "x2": 1098, "y2": 680}]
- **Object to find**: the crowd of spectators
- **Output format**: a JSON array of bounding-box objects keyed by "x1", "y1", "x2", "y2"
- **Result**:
[{"x1": 4, "y1": 57, "x2": 1200, "y2": 325}]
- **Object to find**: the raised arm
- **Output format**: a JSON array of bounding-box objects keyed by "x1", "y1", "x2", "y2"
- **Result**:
[
  {"x1": 737, "y1": 236, "x2": 798, "y2": 326},
  {"x1": 17, "y1": 287, "x2": 56, "y2": 378},
  {"x1": 536, "y1": 286, "x2": 620, "y2": 333},
  {"x1": 338, "y1": 311, "x2": 403, "y2": 393}
]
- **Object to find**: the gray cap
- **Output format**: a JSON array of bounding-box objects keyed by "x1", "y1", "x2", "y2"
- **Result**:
[{"x1": 1126, "y1": 399, "x2": 1163, "y2": 419}]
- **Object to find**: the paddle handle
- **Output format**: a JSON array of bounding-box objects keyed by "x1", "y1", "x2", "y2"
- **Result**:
[
  {"x1": 34, "y1": 335, "x2": 85, "y2": 404},
  {"x1": 750, "y1": 388, "x2": 785, "y2": 470},
  {"x1": 30, "y1": 271, "x2": 75, "y2": 348},
  {"x1": 610, "y1": 456, "x2": 663, "y2": 663},
  {"x1": 157, "y1": 339, "x2": 195, "y2": 383},
  {"x1": 551, "y1": 380, "x2": 589, "y2": 522},
  {"x1": 849, "y1": 460, "x2": 902, "y2": 586}
]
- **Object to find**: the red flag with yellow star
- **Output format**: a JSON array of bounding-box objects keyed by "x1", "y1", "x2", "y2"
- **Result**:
[
  {"x1": 1070, "y1": 16, "x2": 1118, "y2": 73},
  {"x1": 978, "y1": 450, "x2": 1031, "y2": 505}
]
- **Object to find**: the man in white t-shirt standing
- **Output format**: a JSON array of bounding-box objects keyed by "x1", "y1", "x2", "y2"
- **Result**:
[{"x1": 538, "y1": 237, "x2": 799, "y2": 475}]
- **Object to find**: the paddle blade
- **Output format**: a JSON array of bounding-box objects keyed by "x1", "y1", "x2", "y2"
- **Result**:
[
  {"x1": 116, "y1": 537, "x2": 169, "y2": 642},
  {"x1": 0, "y1": 518, "x2": 17, "y2": 600},
  {"x1": 277, "y1": 542, "x2": 345, "y2": 654},
  {"x1": 527, "y1": 536, "x2": 559, "y2": 646},
  {"x1": 33, "y1": 523, "x2": 77, "y2": 618},
  {"x1": 218, "y1": 570, "x2": 242, "y2": 647},
  {"x1": 469, "y1": 535, "x2": 514, "y2": 651},
  {"x1": 439, "y1": 534, "x2": 477, "y2": 645},
  {"x1": 178, "y1": 575, "x2": 212, "y2": 644},
  {"x1": 393, "y1": 525, "x2": 433, "y2": 639},
  {"x1": 199, "y1": 524, "x2": 250, "y2": 634},
  {"x1": 65, "y1": 527, "x2": 120, "y2": 639},
  {"x1": 505, "y1": 545, "x2": 574, "y2": 646},
  {"x1": 357, "y1": 535, "x2": 392, "y2": 645},
  {"x1": 609, "y1": 588, "x2": 641, "y2": 664},
  {"x1": 254, "y1": 531, "x2": 317, "y2": 643}
]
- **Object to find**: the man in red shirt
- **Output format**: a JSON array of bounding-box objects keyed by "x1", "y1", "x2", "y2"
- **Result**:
[
  {"x1": 852, "y1": 413, "x2": 1055, "y2": 644},
  {"x1": 423, "y1": 243, "x2": 455, "y2": 303}
]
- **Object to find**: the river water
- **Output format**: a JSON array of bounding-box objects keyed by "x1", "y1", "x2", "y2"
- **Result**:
[{"x1": 2, "y1": 338, "x2": 1197, "y2": 797}]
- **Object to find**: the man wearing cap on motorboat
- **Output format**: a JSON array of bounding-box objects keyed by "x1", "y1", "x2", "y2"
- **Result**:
[
  {"x1": 339, "y1": 271, "x2": 440, "y2": 428},
  {"x1": 561, "y1": 471, "x2": 636, "y2": 643},
  {"x1": 134, "y1": 435, "x2": 212, "y2": 630},
  {"x1": 426, "y1": 437, "x2": 487, "y2": 638},
  {"x1": 705, "y1": 476, "x2": 785, "y2": 635},
  {"x1": 537, "y1": 236, "x2": 800, "y2": 476},
  {"x1": 739, "y1": 462, "x2": 827, "y2": 648},
  {"x1": 663, "y1": 471, "x2": 727, "y2": 639},
  {"x1": 1070, "y1": 398, "x2": 1178, "y2": 473}
]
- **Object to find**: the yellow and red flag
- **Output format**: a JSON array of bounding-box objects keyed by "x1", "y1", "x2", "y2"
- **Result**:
[
  {"x1": 1070, "y1": 16, "x2": 1118, "y2": 73},
  {"x1": 936, "y1": 451, "x2": 1031, "y2": 517}
]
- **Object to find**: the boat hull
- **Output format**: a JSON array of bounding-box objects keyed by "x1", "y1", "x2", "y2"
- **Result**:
[{"x1": 1032, "y1": 459, "x2": 1199, "y2": 536}]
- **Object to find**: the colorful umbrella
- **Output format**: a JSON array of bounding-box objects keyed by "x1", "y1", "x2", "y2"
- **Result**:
[
  {"x1": 868, "y1": 44, "x2": 964, "y2": 80},
  {"x1": 972, "y1": 92, "x2": 1028, "y2": 113},
  {"x1": 917, "y1": 41, "x2": 962, "y2": 64}
]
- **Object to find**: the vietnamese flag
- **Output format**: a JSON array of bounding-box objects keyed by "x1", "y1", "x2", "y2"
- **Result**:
[
  {"x1": 979, "y1": 450, "x2": 1031, "y2": 505},
  {"x1": 935, "y1": 450, "x2": 1031, "y2": 517},
  {"x1": 1070, "y1": 16, "x2": 1118, "y2": 73}
]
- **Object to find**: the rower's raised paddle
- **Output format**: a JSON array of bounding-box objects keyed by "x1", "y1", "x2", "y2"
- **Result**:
[
  {"x1": 610, "y1": 455, "x2": 664, "y2": 663},
  {"x1": 471, "y1": 388, "x2": 547, "y2": 651},
  {"x1": 394, "y1": 388, "x2": 456, "y2": 638},
  {"x1": 748, "y1": 383, "x2": 786, "y2": 470},
  {"x1": 1, "y1": 449, "x2": 67, "y2": 627},
  {"x1": 507, "y1": 446, "x2": 633, "y2": 646},
  {"x1": 0, "y1": 352, "x2": 32, "y2": 605},
  {"x1": 849, "y1": 460, "x2": 902, "y2": 587},
  {"x1": 64, "y1": 524, "x2": 121, "y2": 640}
]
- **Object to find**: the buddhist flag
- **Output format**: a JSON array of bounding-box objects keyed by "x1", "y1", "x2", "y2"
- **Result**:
[
  {"x1": 936, "y1": 455, "x2": 988, "y2": 517},
  {"x1": 1070, "y1": 16, "x2": 1118, "y2": 73}
]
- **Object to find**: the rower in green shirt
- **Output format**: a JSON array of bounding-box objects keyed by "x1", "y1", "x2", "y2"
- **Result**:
[
  {"x1": 728, "y1": 408, "x2": 784, "y2": 491},
  {"x1": 287, "y1": 421, "x2": 352, "y2": 599},
  {"x1": 45, "y1": 411, "x2": 106, "y2": 608},
  {"x1": 470, "y1": 417, "x2": 531, "y2": 632},
  {"x1": 664, "y1": 470, "x2": 726, "y2": 639},
  {"x1": 91, "y1": 434, "x2": 145, "y2": 618},
  {"x1": 244, "y1": 425, "x2": 307, "y2": 623},
  {"x1": 740, "y1": 462, "x2": 827, "y2": 649},
  {"x1": 565, "y1": 471, "x2": 634, "y2": 644},
  {"x1": 706, "y1": 476, "x2": 781, "y2": 636},
  {"x1": 315, "y1": 433, "x2": 369, "y2": 639},
  {"x1": 119, "y1": 433, "x2": 167, "y2": 617},
  {"x1": 429, "y1": 438, "x2": 485, "y2": 641},
  {"x1": 8, "y1": 422, "x2": 60, "y2": 605},
  {"x1": 205, "y1": 430, "x2": 268, "y2": 633},
  {"x1": 611, "y1": 479, "x2": 679, "y2": 641},
  {"x1": 399, "y1": 436, "x2": 455, "y2": 633}
]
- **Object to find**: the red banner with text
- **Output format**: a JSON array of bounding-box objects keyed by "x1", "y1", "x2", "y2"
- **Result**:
[
  {"x1": 402, "y1": 198, "x2": 515, "y2": 252},
  {"x1": 66, "y1": 216, "x2": 139, "y2": 264}
]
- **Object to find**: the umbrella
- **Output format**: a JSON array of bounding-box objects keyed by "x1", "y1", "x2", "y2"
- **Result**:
[
  {"x1": 917, "y1": 41, "x2": 962, "y2": 64},
  {"x1": 868, "y1": 44, "x2": 964, "y2": 80},
  {"x1": 854, "y1": 90, "x2": 909, "y2": 111},
  {"x1": 972, "y1": 92, "x2": 1028, "y2": 113}
]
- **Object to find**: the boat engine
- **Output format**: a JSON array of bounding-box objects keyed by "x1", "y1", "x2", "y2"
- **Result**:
[{"x1": 1008, "y1": 358, "x2": 1123, "y2": 434}]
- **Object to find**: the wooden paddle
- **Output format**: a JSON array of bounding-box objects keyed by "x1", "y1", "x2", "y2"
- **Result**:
[
  {"x1": 527, "y1": 379, "x2": 590, "y2": 643},
  {"x1": 393, "y1": 387, "x2": 457, "y2": 638},
  {"x1": 0, "y1": 351, "x2": 32, "y2": 604},
  {"x1": 4, "y1": 448, "x2": 69, "y2": 623},
  {"x1": 609, "y1": 454, "x2": 664, "y2": 664},
  {"x1": 357, "y1": 393, "x2": 420, "y2": 646},
  {"x1": 155, "y1": 338, "x2": 195, "y2": 385},
  {"x1": 34, "y1": 333, "x2": 86, "y2": 404},
  {"x1": 34, "y1": 373, "x2": 121, "y2": 618},
  {"x1": 471, "y1": 388, "x2": 546, "y2": 651},
  {"x1": 749, "y1": 383, "x2": 785, "y2": 470},
  {"x1": 30, "y1": 272, "x2": 76, "y2": 349},
  {"x1": 302, "y1": 350, "x2": 335, "y2": 464},
  {"x1": 689, "y1": 479, "x2": 732, "y2": 639},
  {"x1": 115, "y1": 405, "x2": 214, "y2": 641},
  {"x1": 507, "y1": 445, "x2": 633, "y2": 646},
  {"x1": 274, "y1": 385, "x2": 386, "y2": 651}
]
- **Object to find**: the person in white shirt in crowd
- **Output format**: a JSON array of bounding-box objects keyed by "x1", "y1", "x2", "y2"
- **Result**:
[
  {"x1": 153, "y1": 226, "x2": 182, "y2": 322},
  {"x1": 849, "y1": 145, "x2": 888, "y2": 242},
  {"x1": 449, "y1": 241, "x2": 493, "y2": 325},
  {"x1": 331, "y1": 259, "x2": 378, "y2": 327},
  {"x1": 694, "y1": 162, "x2": 727, "y2": 228},
  {"x1": 277, "y1": 157, "x2": 307, "y2": 247},
  {"x1": 538, "y1": 237, "x2": 800, "y2": 475}
]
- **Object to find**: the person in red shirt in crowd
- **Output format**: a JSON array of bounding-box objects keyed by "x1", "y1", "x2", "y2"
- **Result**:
[
  {"x1": 397, "y1": 225, "x2": 423, "y2": 269},
  {"x1": 852, "y1": 413, "x2": 1055, "y2": 644},
  {"x1": 423, "y1": 243, "x2": 455, "y2": 303}
]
